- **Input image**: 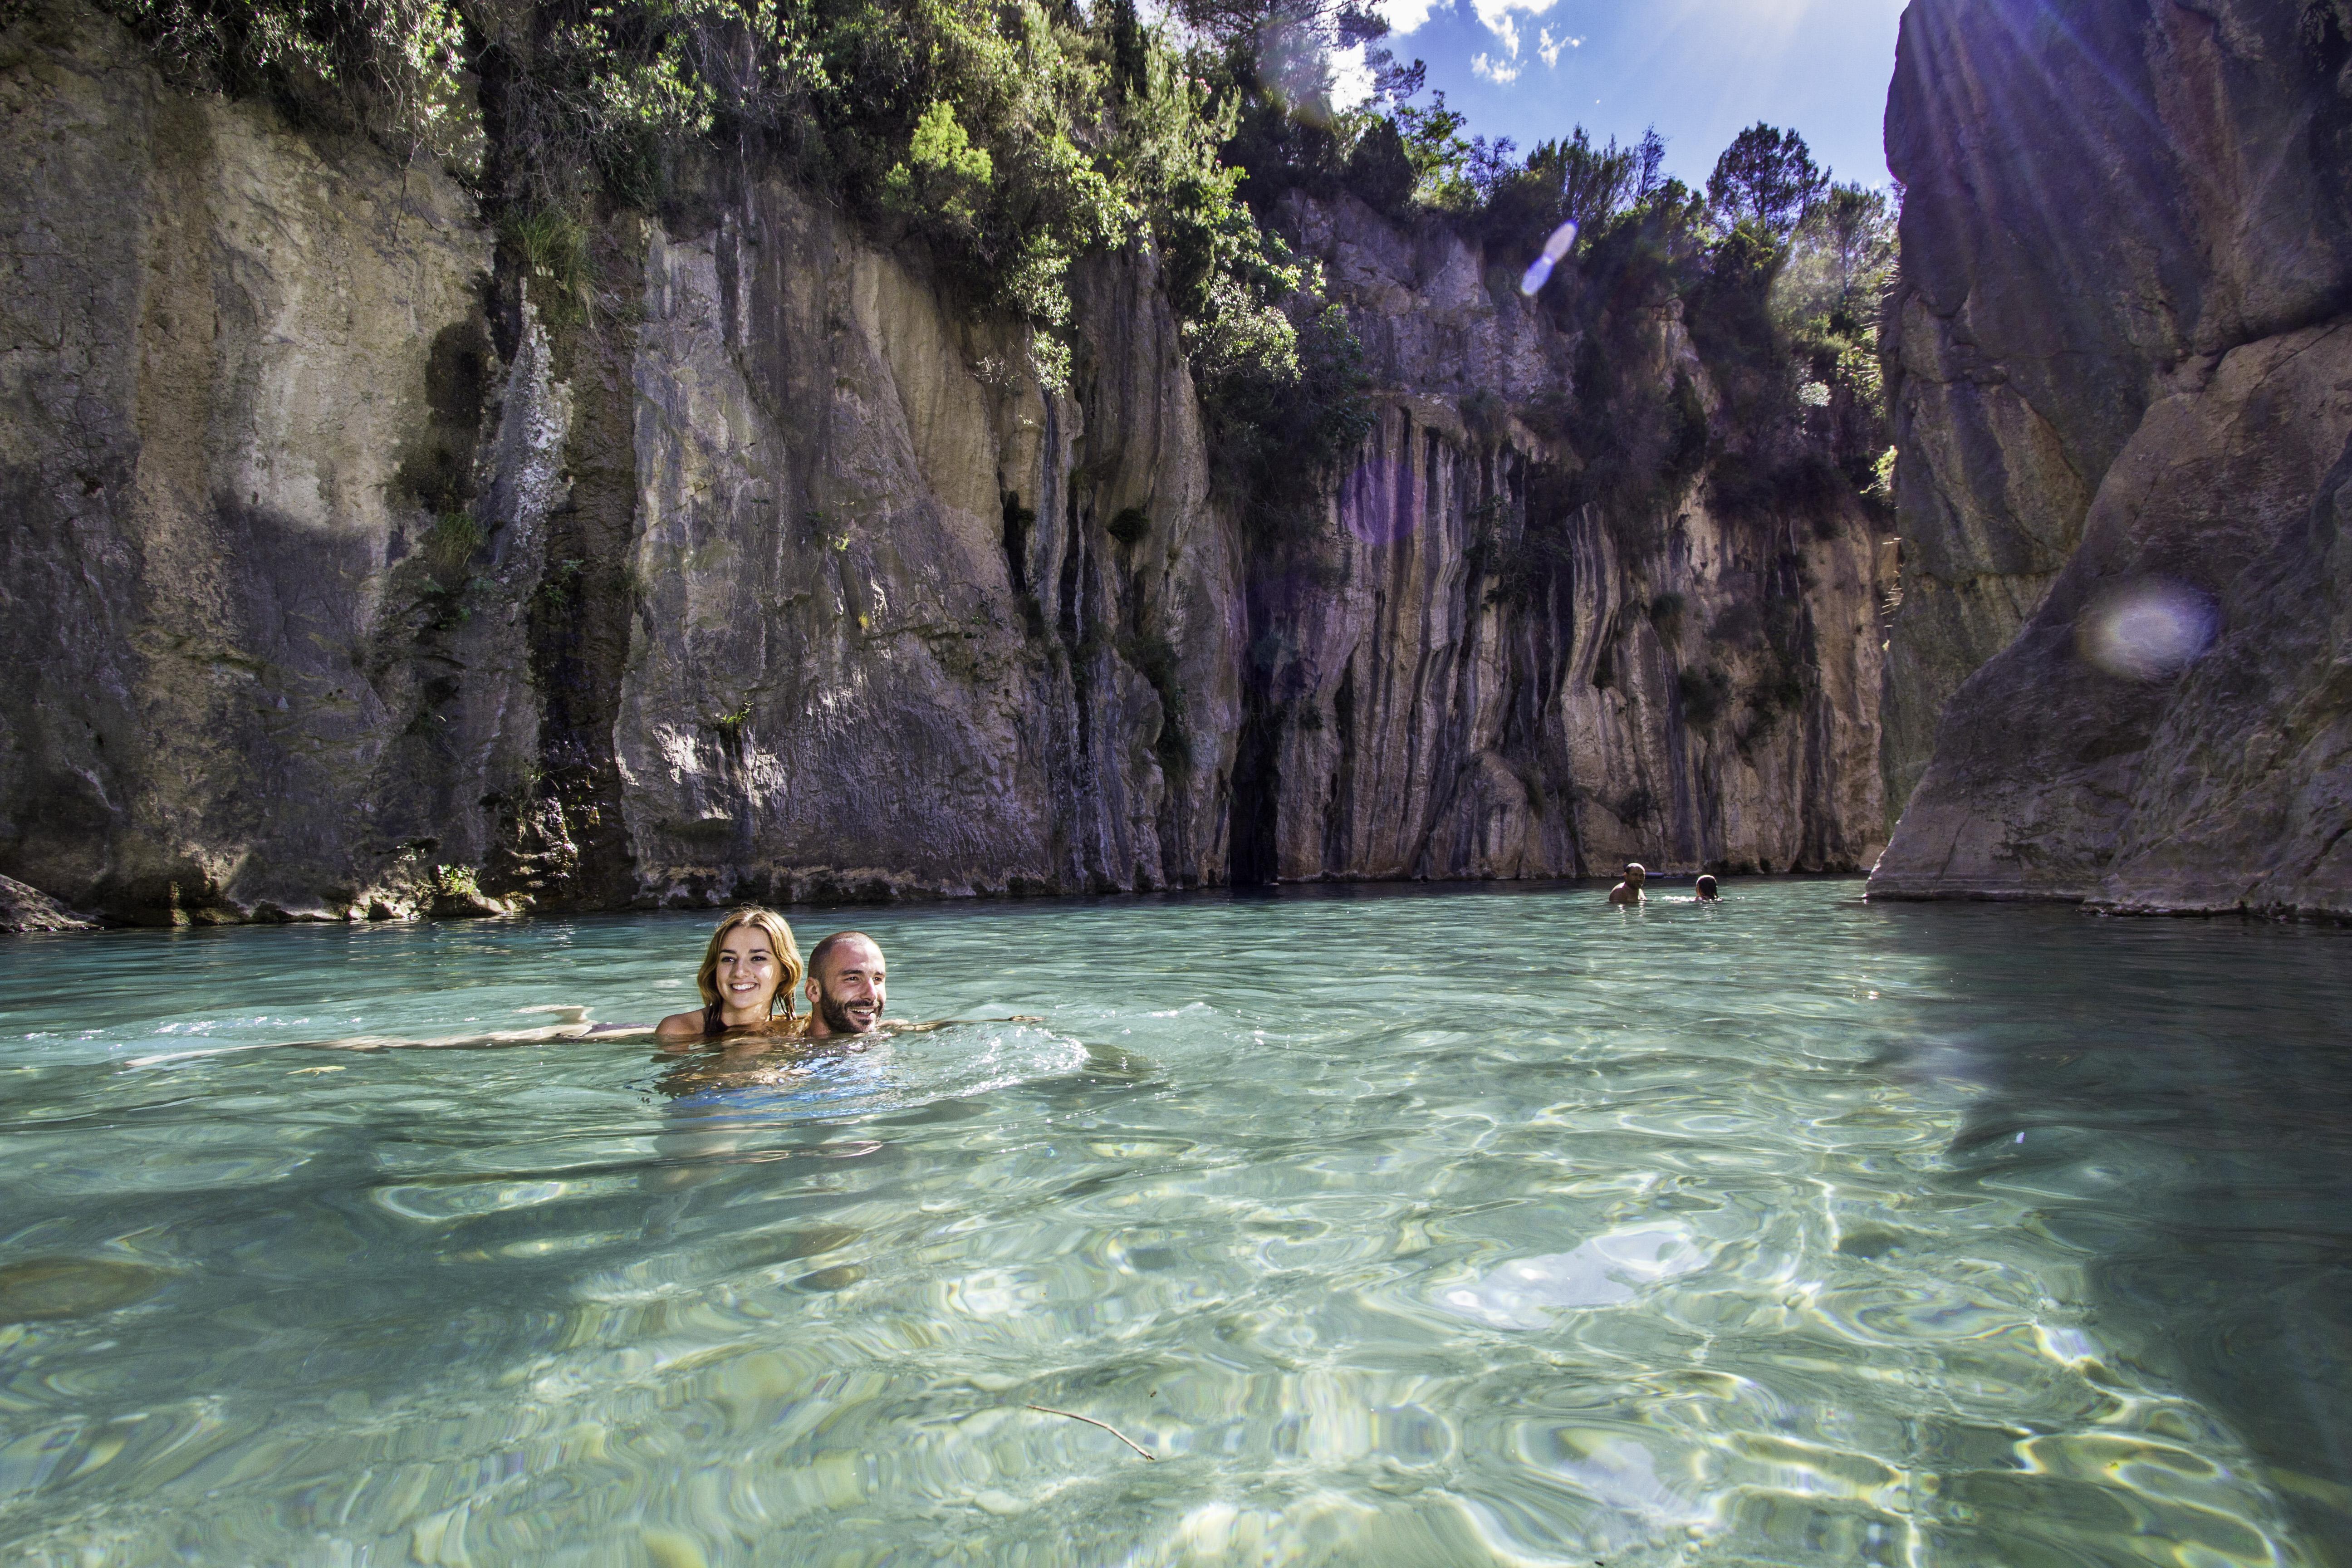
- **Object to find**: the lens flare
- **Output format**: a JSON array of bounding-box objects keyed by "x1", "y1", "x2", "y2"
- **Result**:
[
  {"x1": 1519, "y1": 220, "x2": 1579, "y2": 297},
  {"x1": 2075, "y1": 578, "x2": 2219, "y2": 681}
]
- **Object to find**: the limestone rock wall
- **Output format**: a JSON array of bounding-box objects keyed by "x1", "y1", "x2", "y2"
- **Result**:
[
  {"x1": 0, "y1": 1, "x2": 1891, "y2": 924},
  {"x1": 1872, "y1": 0, "x2": 2352, "y2": 916},
  {"x1": 1252, "y1": 196, "x2": 1888, "y2": 882},
  {"x1": 0, "y1": 5, "x2": 527, "y2": 922},
  {"x1": 612, "y1": 186, "x2": 1242, "y2": 902}
]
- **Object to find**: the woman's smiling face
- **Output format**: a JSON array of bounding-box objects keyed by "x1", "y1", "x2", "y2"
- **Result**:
[{"x1": 712, "y1": 925, "x2": 782, "y2": 1016}]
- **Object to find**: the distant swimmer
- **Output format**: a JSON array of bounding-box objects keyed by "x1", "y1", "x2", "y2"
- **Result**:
[
  {"x1": 1608, "y1": 862, "x2": 1647, "y2": 906},
  {"x1": 1695, "y1": 874, "x2": 1721, "y2": 902},
  {"x1": 657, "y1": 906, "x2": 805, "y2": 1042}
]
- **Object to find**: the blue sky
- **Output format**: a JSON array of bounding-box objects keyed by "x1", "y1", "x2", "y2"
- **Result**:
[{"x1": 1335, "y1": 0, "x2": 1907, "y2": 191}]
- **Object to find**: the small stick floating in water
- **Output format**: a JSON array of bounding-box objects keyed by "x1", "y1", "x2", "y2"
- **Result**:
[{"x1": 1024, "y1": 1404, "x2": 1155, "y2": 1460}]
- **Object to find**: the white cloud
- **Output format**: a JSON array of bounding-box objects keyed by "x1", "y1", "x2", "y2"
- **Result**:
[
  {"x1": 1476, "y1": 0, "x2": 1558, "y2": 49},
  {"x1": 1329, "y1": 42, "x2": 1376, "y2": 110},
  {"x1": 1470, "y1": 51, "x2": 1523, "y2": 84},
  {"x1": 1372, "y1": 0, "x2": 1438, "y2": 36},
  {"x1": 1470, "y1": 0, "x2": 1561, "y2": 64},
  {"x1": 1536, "y1": 26, "x2": 1581, "y2": 68}
]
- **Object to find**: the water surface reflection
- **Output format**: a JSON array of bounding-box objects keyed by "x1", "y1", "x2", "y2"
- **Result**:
[{"x1": 0, "y1": 883, "x2": 2343, "y2": 1564}]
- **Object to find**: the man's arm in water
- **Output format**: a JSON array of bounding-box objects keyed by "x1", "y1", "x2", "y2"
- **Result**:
[{"x1": 878, "y1": 1015, "x2": 1045, "y2": 1035}]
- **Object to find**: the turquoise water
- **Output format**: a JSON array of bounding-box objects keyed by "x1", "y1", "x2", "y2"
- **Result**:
[{"x1": 1, "y1": 880, "x2": 2348, "y2": 1565}]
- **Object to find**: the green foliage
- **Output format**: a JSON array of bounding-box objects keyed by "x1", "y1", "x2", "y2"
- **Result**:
[
  {"x1": 1119, "y1": 629, "x2": 1188, "y2": 767},
  {"x1": 1770, "y1": 180, "x2": 1897, "y2": 425},
  {"x1": 1392, "y1": 92, "x2": 1474, "y2": 210},
  {"x1": 501, "y1": 208, "x2": 595, "y2": 321},
  {"x1": 98, "y1": 0, "x2": 1890, "y2": 555},
  {"x1": 1708, "y1": 450, "x2": 1846, "y2": 523},
  {"x1": 884, "y1": 101, "x2": 995, "y2": 231},
  {"x1": 423, "y1": 511, "x2": 483, "y2": 576},
  {"x1": 1705, "y1": 122, "x2": 1828, "y2": 240},
  {"x1": 1105, "y1": 505, "x2": 1152, "y2": 546},
  {"x1": 94, "y1": 0, "x2": 475, "y2": 163},
  {"x1": 1200, "y1": 296, "x2": 1374, "y2": 546},
  {"x1": 1343, "y1": 116, "x2": 1414, "y2": 214},
  {"x1": 98, "y1": 0, "x2": 1303, "y2": 396},
  {"x1": 1476, "y1": 126, "x2": 1659, "y2": 260},
  {"x1": 433, "y1": 863, "x2": 482, "y2": 897}
]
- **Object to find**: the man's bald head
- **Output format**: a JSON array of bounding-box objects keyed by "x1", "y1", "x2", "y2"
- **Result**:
[{"x1": 807, "y1": 930, "x2": 877, "y2": 979}]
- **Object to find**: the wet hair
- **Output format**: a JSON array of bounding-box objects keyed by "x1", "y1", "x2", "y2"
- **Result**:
[
  {"x1": 1695, "y1": 875, "x2": 1719, "y2": 898},
  {"x1": 1624, "y1": 862, "x2": 1645, "y2": 875},
  {"x1": 696, "y1": 906, "x2": 804, "y2": 1020},
  {"x1": 806, "y1": 929, "x2": 880, "y2": 985}
]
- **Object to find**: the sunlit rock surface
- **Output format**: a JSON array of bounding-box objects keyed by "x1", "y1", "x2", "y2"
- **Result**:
[
  {"x1": 1874, "y1": 0, "x2": 2352, "y2": 916},
  {"x1": 1254, "y1": 194, "x2": 1888, "y2": 882},
  {"x1": 0, "y1": 1, "x2": 1889, "y2": 923},
  {"x1": 616, "y1": 186, "x2": 1242, "y2": 901}
]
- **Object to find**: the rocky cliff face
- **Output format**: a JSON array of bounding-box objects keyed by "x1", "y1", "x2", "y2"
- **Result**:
[
  {"x1": 0, "y1": 5, "x2": 510, "y2": 924},
  {"x1": 1872, "y1": 0, "x2": 2352, "y2": 916},
  {"x1": 1245, "y1": 195, "x2": 1888, "y2": 883},
  {"x1": 0, "y1": 1, "x2": 1890, "y2": 926}
]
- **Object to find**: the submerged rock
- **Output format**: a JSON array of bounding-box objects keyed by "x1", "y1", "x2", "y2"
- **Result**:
[
  {"x1": 0, "y1": 1257, "x2": 167, "y2": 1322},
  {"x1": 1437, "y1": 1224, "x2": 1710, "y2": 1329}
]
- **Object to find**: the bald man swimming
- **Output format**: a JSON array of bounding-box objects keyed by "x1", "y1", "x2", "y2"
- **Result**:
[
  {"x1": 797, "y1": 929, "x2": 1043, "y2": 1038},
  {"x1": 802, "y1": 930, "x2": 892, "y2": 1037}
]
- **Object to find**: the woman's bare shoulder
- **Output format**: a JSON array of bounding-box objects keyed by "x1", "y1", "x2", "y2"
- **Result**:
[{"x1": 655, "y1": 1009, "x2": 709, "y2": 1044}]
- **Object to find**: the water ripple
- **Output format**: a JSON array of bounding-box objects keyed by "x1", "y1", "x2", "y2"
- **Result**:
[{"x1": 0, "y1": 885, "x2": 2344, "y2": 1562}]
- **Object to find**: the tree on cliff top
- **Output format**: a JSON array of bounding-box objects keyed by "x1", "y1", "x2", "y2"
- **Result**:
[
  {"x1": 1705, "y1": 122, "x2": 1828, "y2": 240},
  {"x1": 84, "y1": 0, "x2": 1350, "y2": 404}
]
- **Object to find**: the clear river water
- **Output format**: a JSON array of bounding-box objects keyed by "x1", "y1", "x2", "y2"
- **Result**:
[{"x1": 1, "y1": 879, "x2": 2348, "y2": 1566}]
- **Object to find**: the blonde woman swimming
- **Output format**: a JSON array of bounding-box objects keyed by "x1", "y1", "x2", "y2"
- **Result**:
[{"x1": 656, "y1": 906, "x2": 805, "y2": 1041}]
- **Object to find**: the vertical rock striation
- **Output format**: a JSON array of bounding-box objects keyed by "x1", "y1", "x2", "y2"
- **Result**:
[
  {"x1": 1249, "y1": 195, "x2": 1889, "y2": 882},
  {"x1": 612, "y1": 182, "x2": 1242, "y2": 902},
  {"x1": 1873, "y1": 0, "x2": 2352, "y2": 916}
]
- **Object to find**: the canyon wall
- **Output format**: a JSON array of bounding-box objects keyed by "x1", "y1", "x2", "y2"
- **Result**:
[
  {"x1": 1871, "y1": 0, "x2": 2352, "y2": 916},
  {"x1": 0, "y1": 1, "x2": 1889, "y2": 926},
  {"x1": 1247, "y1": 195, "x2": 1886, "y2": 883}
]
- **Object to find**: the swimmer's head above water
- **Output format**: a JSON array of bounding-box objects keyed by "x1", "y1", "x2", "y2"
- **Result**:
[
  {"x1": 804, "y1": 930, "x2": 887, "y2": 1037},
  {"x1": 1695, "y1": 874, "x2": 1720, "y2": 902},
  {"x1": 1609, "y1": 862, "x2": 1646, "y2": 905},
  {"x1": 655, "y1": 907, "x2": 805, "y2": 1040}
]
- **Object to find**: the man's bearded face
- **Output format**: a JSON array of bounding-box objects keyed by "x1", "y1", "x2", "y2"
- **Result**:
[{"x1": 812, "y1": 938, "x2": 886, "y2": 1034}]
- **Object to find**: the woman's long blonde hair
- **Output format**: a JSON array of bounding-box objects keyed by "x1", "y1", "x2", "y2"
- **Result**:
[{"x1": 696, "y1": 906, "x2": 804, "y2": 1021}]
